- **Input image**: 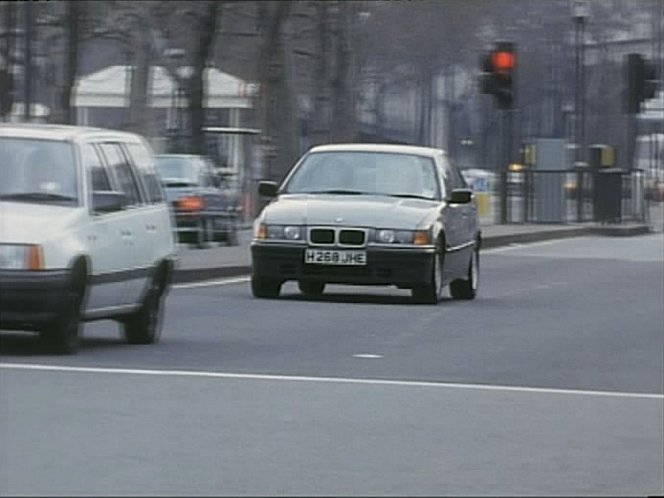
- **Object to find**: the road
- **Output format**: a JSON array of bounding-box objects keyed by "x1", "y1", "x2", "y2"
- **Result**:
[{"x1": 1, "y1": 234, "x2": 662, "y2": 496}]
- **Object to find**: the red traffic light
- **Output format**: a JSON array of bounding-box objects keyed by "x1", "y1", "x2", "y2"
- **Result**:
[{"x1": 491, "y1": 50, "x2": 516, "y2": 73}]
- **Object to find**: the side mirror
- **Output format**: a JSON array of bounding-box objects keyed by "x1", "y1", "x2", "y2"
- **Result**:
[
  {"x1": 93, "y1": 191, "x2": 126, "y2": 214},
  {"x1": 258, "y1": 181, "x2": 278, "y2": 198},
  {"x1": 447, "y1": 188, "x2": 473, "y2": 204}
]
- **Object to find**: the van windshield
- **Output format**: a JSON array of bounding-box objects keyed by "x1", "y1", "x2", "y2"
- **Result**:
[{"x1": 0, "y1": 138, "x2": 79, "y2": 205}]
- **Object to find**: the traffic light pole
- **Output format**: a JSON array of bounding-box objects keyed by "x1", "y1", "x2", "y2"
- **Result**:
[{"x1": 500, "y1": 108, "x2": 512, "y2": 224}]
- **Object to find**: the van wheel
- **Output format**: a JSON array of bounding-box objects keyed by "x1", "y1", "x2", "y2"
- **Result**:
[
  {"x1": 450, "y1": 249, "x2": 479, "y2": 300},
  {"x1": 42, "y1": 281, "x2": 84, "y2": 354},
  {"x1": 251, "y1": 276, "x2": 281, "y2": 298},
  {"x1": 123, "y1": 278, "x2": 165, "y2": 344}
]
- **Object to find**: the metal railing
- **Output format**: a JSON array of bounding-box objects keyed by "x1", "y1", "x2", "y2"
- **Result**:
[{"x1": 497, "y1": 168, "x2": 648, "y2": 224}]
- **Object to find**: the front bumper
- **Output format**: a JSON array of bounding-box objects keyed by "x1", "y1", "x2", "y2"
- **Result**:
[
  {"x1": 0, "y1": 269, "x2": 70, "y2": 331},
  {"x1": 251, "y1": 242, "x2": 435, "y2": 287}
]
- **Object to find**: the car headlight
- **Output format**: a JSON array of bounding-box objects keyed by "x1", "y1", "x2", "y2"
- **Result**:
[
  {"x1": 0, "y1": 244, "x2": 44, "y2": 270},
  {"x1": 254, "y1": 223, "x2": 303, "y2": 241},
  {"x1": 375, "y1": 229, "x2": 430, "y2": 245}
]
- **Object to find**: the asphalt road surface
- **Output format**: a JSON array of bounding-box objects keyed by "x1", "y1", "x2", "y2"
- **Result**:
[{"x1": 1, "y1": 234, "x2": 662, "y2": 496}]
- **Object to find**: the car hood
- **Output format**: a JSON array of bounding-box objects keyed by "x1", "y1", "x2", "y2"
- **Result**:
[
  {"x1": 0, "y1": 201, "x2": 85, "y2": 244},
  {"x1": 262, "y1": 194, "x2": 438, "y2": 229}
]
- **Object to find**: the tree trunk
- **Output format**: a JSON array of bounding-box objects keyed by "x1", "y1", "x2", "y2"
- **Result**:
[
  {"x1": 62, "y1": 1, "x2": 79, "y2": 125},
  {"x1": 330, "y1": 1, "x2": 355, "y2": 143},
  {"x1": 187, "y1": 1, "x2": 221, "y2": 155},
  {"x1": 257, "y1": 1, "x2": 294, "y2": 181},
  {"x1": 127, "y1": 19, "x2": 152, "y2": 137}
]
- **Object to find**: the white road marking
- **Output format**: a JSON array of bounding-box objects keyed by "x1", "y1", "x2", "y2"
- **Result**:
[
  {"x1": 483, "y1": 238, "x2": 570, "y2": 254},
  {"x1": 353, "y1": 354, "x2": 384, "y2": 359},
  {"x1": 1, "y1": 363, "x2": 661, "y2": 400},
  {"x1": 173, "y1": 276, "x2": 250, "y2": 289}
]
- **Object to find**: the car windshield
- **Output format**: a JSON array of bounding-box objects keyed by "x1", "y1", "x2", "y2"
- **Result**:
[
  {"x1": 0, "y1": 137, "x2": 79, "y2": 205},
  {"x1": 155, "y1": 156, "x2": 200, "y2": 185},
  {"x1": 283, "y1": 151, "x2": 441, "y2": 200}
]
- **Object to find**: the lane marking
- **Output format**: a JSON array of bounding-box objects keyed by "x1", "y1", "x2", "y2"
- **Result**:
[
  {"x1": 173, "y1": 276, "x2": 250, "y2": 289},
  {"x1": 483, "y1": 238, "x2": 571, "y2": 254},
  {"x1": 353, "y1": 354, "x2": 384, "y2": 359},
  {"x1": 1, "y1": 363, "x2": 661, "y2": 400}
]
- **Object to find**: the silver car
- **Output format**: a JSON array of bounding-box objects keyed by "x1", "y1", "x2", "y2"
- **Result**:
[{"x1": 251, "y1": 143, "x2": 480, "y2": 303}]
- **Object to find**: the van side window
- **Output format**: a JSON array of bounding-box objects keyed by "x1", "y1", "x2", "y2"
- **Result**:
[
  {"x1": 98, "y1": 143, "x2": 142, "y2": 206},
  {"x1": 124, "y1": 142, "x2": 164, "y2": 203},
  {"x1": 83, "y1": 144, "x2": 112, "y2": 192}
]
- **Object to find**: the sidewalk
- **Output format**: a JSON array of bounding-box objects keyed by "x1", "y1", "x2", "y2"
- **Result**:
[{"x1": 172, "y1": 216, "x2": 656, "y2": 284}]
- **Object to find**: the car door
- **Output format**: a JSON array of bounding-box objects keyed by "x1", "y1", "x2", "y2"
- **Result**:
[
  {"x1": 123, "y1": 141, "x2": 173, "y2": 276},
  {"x1": 97, "y1": 142, "x2": 146, "y2": 306},
  {"x1": 81, "y1": 142, "x2": 129, "y2": 313},
  {"x1": 439, "y1": 155, "x2": 469, "y2": 281}
]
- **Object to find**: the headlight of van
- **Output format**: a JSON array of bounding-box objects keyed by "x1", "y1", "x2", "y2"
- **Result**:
[{"x1": 0, "y1": 244, "x2": 44, "y2": 270}]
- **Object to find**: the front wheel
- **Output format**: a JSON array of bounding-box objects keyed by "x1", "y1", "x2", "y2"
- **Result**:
[
  {"x1": 411, "y1": 250, "x2": 444, "y2": 304},
  {"x1": 251, "y1": 276, "x2": 281, "y2": 298},
  {"x1": 41, "y1": 283, "x2": 84, "y2": 354},
  {"x1": 123, "y1": 280, "x2": 165, "y2": 344},
  {"x1": 450, "y1": 249, "x2": 479, "y2": 300},
  {"x1": 298, "y1": 281, "x2": 325, "y2": 297}
]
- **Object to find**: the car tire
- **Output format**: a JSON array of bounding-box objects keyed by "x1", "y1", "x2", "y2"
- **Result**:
[
  {"x1": 41, "y1": 277, "x2": 85, "y2": 355},
  {"x1": 298, "y1": 281, "x2": 325, "y2": 296},
  {"x1": 123, "y1": 276, "x2": 166, "y2": 345},
  {"x1": 450, "y1": 248, "x2": 479, "y2": 300},
  {"x1": 411, "y1": 248, "x2": 444, "y2": 304},
  {"x1": 226, "y1": 225, "x2": 239, "y2": 246},
  {"x1": 195, "y1": 218, "x2": 209, "y2": 249},
  {"x1": 251, "y1": 276, "x2": 281, "y2": 298}
]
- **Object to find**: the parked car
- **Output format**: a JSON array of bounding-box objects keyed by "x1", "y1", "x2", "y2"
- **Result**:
[
  {"x1": 154, "y1": 154, "x2": 240, "y2": 247},
  {"x1": 0, "y1": 124, "x2": 176, "y2": 353},
  {"x1": 251, "y1": 143, "x2": 480, "y2": 303}
]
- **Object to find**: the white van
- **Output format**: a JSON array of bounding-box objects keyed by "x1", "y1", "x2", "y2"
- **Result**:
[{"x1": 0, "y1": 124, "x2": 176, "y2": 353}]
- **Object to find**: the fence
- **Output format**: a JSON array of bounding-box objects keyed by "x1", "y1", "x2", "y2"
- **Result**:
[{"x1": 490, "y1": 169, "x2": 649, "y2": 224}]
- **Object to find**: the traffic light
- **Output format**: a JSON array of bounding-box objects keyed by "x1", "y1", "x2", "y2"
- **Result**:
[
  {"x1": 625, "y1": 53, "x2": 659, "y2": 114},
  {"x1": 478, "y1": 42, "x2": 517, "y2": 110}
]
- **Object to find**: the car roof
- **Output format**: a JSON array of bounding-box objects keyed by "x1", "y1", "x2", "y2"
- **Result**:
[
  {"x1": 0, "y1": 123, "x2": 143, "y2": 143},
  {"x1": 308, "y1": 143, "x2": 445, "y2": 158}
]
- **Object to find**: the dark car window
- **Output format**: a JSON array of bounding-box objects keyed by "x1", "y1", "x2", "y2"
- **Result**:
[
  {"x1": 125, "y1": 142, "x2": 164, "y2": 203},
  {"x1": 0, "y1": 137, "x2": 79, "y2": 205},
  {"x1": 83, "y1": 144, "x2": 112, "y2": 192},
  {"x1": 284, "y1": 151, "x2": 441, "y2": 200},
  {"x1": 154, "y1": 156, "x2": 200, "y2": 186},
  {"x1": 98, "y1": 143, "x2": 142, "y2": 206}
]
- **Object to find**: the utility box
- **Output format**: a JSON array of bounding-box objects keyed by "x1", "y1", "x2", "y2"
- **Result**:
[
  {"x1": 594, "y1": 168, "x2": 623, "y2": 223},
  {"x1": 534, "y1": 138, "x2": 567, "y2": 223}
]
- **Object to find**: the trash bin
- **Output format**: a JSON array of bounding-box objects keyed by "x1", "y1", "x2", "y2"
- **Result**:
[{"x1": 594, "y1": 168, "x2": 623, "y2": 223}]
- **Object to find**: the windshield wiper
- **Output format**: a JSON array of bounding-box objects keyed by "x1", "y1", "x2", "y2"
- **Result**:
[
  {"x1": 162, "y1": 180, "x2": 197, "y2": 188},
  {"x1": 386, "y1": 193, "x2": 436, "y2": 200},
  {"x1": 0, "y1": 192, "x2": 77, "y2": 203},
  {"x1": 301, "y1": 189, "x2": 367, "y2": 195}
]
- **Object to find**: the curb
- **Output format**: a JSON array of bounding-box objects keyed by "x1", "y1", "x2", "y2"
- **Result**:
[{"x1": 172, "y1": 224, "x2": 652, "y2": 284}]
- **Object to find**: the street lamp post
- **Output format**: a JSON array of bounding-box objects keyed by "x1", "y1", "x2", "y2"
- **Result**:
[
  {"x1": 572, "y1": 0, "x2": 589, "y2": 167},
  {"x1": 572, "y1": 0, "x2": 589, "y2": 223}
]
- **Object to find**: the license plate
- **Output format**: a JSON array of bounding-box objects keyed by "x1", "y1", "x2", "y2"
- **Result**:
[{"x1": 304, "y1": 249, "x2": 367, "y2": 266}]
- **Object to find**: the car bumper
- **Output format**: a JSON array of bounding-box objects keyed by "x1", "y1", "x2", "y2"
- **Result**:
[
  {"x1": 0, "y1": 269, "x2": 70, "y2": 331},
  {"x1": 251, "y1": 243, "x2": 436, "y2": 287}
]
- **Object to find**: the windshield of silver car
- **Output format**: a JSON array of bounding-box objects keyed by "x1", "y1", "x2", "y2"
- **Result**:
[
  {"x1": 0, "y1": 138, "x2": 79, "y2": 205},
  {"x1": 283, "y1": 151, "x2": 441, "y2": 200}
]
